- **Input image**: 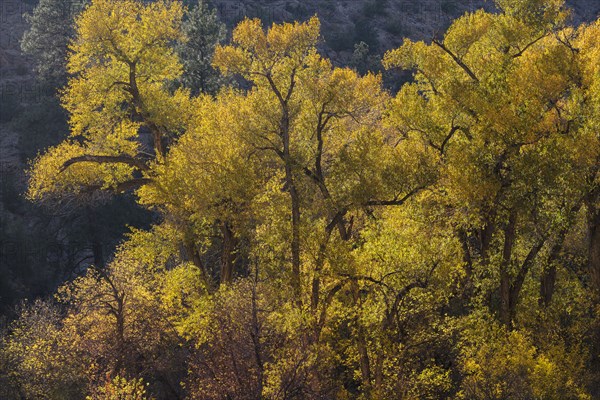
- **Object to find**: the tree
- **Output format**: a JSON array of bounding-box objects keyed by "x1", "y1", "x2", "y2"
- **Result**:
[
  {"x1": 14, "y1": 1, "x2": 600, "y2": 398},
  {"x1": 210, "y1": 16, "x2": 432, "y2": 300},
  {"x1": 22, "y1": 0, "x2": 226, "y2": 94},
  {"x1": 0, "y1": 300, "x2": 86, "y2": 399},
  {"x1": 456, "y1": 312, "x2": 591, "y2": 400},
  {"x1": 55, "y1": 231, "x2": 186, "y2": 399},
  {"x1": 23, "y1": 0, "x2": 227, "y2": 278},
  {"x1": 138, "y1": 92, "x2": 264, "y2": 286},
  {"x1": 212, "y1": 17, "x2": 322, "y2": 302},
  {"x1": 137, "y1": 16, "x2": 439, "y2": 396},
  {"x1": 27, "y1": 0, "x2": 190, "y2": 201},
  {"x1": 21, "y1": 0, "x2": 88, "y2": 86},
  {"x1": 200, "y1": 18, "x2": 438, "y2": 396},
  {"x1": 383, "y1": 0, "x2": 597, "y2": 327},
  {"x1": 177, "y1": 0, "x2": 227, "y2": 95}
]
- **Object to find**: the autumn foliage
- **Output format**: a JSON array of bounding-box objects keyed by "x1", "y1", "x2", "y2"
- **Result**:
[{"x1": 1, "y1": 0, "x2": 599, "y2": 398}]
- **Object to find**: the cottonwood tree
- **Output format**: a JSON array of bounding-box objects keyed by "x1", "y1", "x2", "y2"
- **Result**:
[
  {"x1": 55, "y1": 233, "x2": 186, "y2": 399},
  {"x1": 384, "y1": 0, "x2": 597, "y2": 327},
  {"x1": 209, "y1": 16, "x2": 434, "y2": 295},
  {"x1": 378, "y1": 1, "x2": 598, "y2": 396},
  {"x1": 26, "y1": 0, "x2": 188, "y2": 197},
  {"x1": 22, "y1": 0, "x2": 226, "y2": 93},
  {"x1": 12, "y1": 0, "x2": 599, "y2": 398},
  {"x1": 136, "y1": 16, "x2": 442, "y2": 396},
  {"x1": 26, "y1": 0, "x2": 235, "y2": 277}
]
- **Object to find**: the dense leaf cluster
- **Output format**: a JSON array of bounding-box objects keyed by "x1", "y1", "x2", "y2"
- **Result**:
[{"x1": 2, "y1": 0, "x2": 599, "y2": 398}]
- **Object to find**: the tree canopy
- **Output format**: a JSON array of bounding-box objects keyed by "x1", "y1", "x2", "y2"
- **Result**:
[{"x1": 2, "y1": 0, "x2": 599, "y2": 398}]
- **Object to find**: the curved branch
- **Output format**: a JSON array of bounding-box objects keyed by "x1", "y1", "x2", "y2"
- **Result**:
[
  {"x1": 60, "y1": 154, "x2": 149, "y2": 173},
  {"x1": 440, "y1": 125, "x2": 460, "y2": 154}
]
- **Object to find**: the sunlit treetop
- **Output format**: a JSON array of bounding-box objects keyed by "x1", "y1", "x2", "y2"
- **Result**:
[
  {"x1": 213, "y1": 16, "x2": 320, "y2": 90},
  {"x1": 381, "y1": 0, "x2": 593, "y2": 220},
  {"x1": 65, "y1": 0, "x2": 188, "y2": 141},
  {"x1": 28, "y1": 0, "x2": 192, "y2": 201},
  {"x1": 494, "y1": 0, "x2": 569, "y2": 29}
]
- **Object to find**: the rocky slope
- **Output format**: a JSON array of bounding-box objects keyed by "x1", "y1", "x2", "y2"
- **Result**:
[{"x1": 211, "y1": 0, "x2": 599, "y2": 51}]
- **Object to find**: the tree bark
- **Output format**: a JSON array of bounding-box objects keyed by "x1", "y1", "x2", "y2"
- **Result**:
[
  {"x1": 589, "y1": 206, "x2": 600, "y2": 297},
  {"x1": 508, "y1": 238, "x2": 545, "y2": 321},
  {"x1": 250, "y1": 267, "x2": 264, "y2": 396},
  {"x1": 98, "y1": 269, "x2": 126, "y2": 373},
  {"x1": 114, "y1": 293, "x2": 125, "y2": 372},
  {"x1": 500, "y1": 212, "x2": 517, "y2": 326},
  {"x1": 540, "y1": 236, "x2": 565, "y2": 307},
  {"x1": 266, "y1": 72, "x2": 302, "y2": 306},
  {"x1": 540, "y1": 263, "x2": 557, "y2": 307},
  {"x1": 350, "y1": 280, "x2": 371, "y2": 393},
  {"x1": 281, "y1": 104, "x2": 302, "y2": 305},
  {"x1": 183, "y1": 239, "x2": 211, "y2": 290},
  {"x1": 220, "y1": 221, "x2": 236, "y2": 284},
  {"x1": 128, "y1": 61, "x2": 165, "y2": 158}
]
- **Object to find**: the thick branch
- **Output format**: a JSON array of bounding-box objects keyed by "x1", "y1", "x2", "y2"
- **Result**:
[
  {"x1": 60, "y1": 154, "x2": 149, "y2": 173},
  {"x1": 500, "y1": 211, "x2": 517, "y2": 326},
  {"x1": 365, "y1": 186, "x2": 426, "y2": 207},
  {"x1": 440, "y1": 125, "x2": 460, "y2": 154},
  {"x1": 433, "y1": 39, "x2": 479, "y2": 83},
  {"x1": 510, "y1": 237, "x2": 546, "y2": 308},
  {"x1": 512, "y1": 34, "x2": 547, "y2": 58}
]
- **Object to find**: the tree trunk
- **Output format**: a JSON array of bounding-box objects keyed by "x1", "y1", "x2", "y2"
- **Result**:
[
  {"x1": 508, "y1": 239, "x2": 545, "y2": 322},
  {"x1": 280, "y1": 104, "x2": 302, "y2": 305},
  {"x1": 220, "y1": 222, "x2": 236, "y2": 284},
  {"x1": 457, "y1": 229, "x2": 474, "y2": 309},
  {"x1": 357, "y1": 327, "x2": 371, "y2": 394},
  {"x1": 539, "y1": 200, "x2": 583, "y2": 307},
  {"x1": 114, "y1": 293, "x2": 125, "y2": 372},
  {"x1": 589, "y1": 207, "x2": 600, "y2": 297},
  {"x1": 86, "y1": 207, "x2": 104, "y2": 268},
  {"x1": 183, "y1": 239, "x2": 211, "y2": 290},
  {"x1": 101, "y1": 270, "x2": 126, "y2": 374},
  {"x1": 264, "y1": 72, "x2": 303, "y2": 306},
  {"x1": 284, "y1": 158, "x2": 301, "y2": 304},
  {"x1": 500, "y1": 212, "x2": 517, "y2": 326},
  {"x1": 250, "y1": 267, "x2": 264, "y2": 396},
  {"x1": 540, "y1": 264, "x2": 557, "y2": 307},
  {"x1": 540, "y1": 239, "x2": 564, "y2": 307},
  {"x1": 288, "y1": 178, "x2": 302, "y2": 303},
  {"x1": 350, "y1": 280, "x2": 371, "y2": 393},
  {"x1": 480, "y1": 221, "x2": 494, "y2": 264},
  {"x1": 311, "y1": 215, "x2": 340, "y2": 313}
]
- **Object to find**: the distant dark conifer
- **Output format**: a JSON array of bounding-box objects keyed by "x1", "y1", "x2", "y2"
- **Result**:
[
  {"x1": 21, "y1": 0, "x2": 89, "y2": 87},
  {"x1": 177, "y1": 0, "x2": 227, "y2": 95}
]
